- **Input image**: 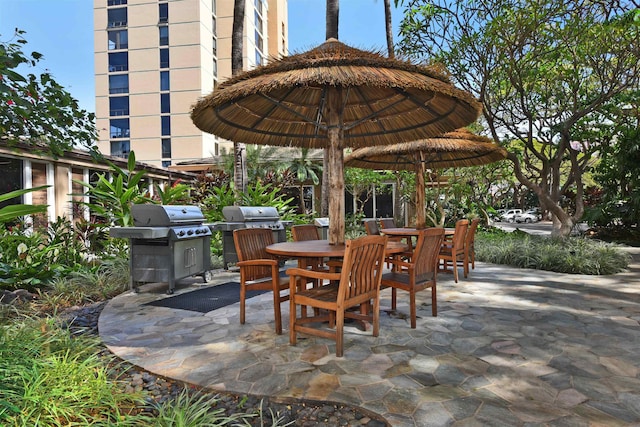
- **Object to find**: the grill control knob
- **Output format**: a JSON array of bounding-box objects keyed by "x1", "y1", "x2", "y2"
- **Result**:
[
  {"x1": 178, "y1": 230, "x2": 185, "y2": 236},
  {"x1": 187, "y1": 230, "x2": 194, "y2": 235}
]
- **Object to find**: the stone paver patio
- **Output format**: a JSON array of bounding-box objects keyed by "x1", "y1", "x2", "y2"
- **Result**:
[{"x1": 99, "y1": 248, "x2": 640, "y2": 426}]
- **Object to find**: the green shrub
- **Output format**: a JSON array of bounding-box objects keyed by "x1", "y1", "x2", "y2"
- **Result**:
[
  {"x1": 475, "y1": 230, "x2": 631, "y2": 275},
  {"x1": 0, "y1": 316, "x2": 146, "y2": 425}
]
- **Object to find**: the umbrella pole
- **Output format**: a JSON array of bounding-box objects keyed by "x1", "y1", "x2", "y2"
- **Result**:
[
  {"x1": 327, "y1": 88, "x2": 345, "y2": 245},
  {"x1": 415, "y1": 152, "x2": 427, "y2": 229}
]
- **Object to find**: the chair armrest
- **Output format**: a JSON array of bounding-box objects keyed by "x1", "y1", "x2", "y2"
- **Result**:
[
  {"x1": 237, "y1": 259, "x2": 279, "y2": 268},
  {"x1": 286, "y1": 267, "x2": 341, "y2": 282}
]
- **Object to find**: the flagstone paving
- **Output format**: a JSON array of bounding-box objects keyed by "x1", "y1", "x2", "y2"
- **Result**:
[{"x1": 99, "y1": 248, "x2": 640, "y2": 426}]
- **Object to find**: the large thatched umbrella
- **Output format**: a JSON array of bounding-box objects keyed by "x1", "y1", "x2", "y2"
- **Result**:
[
  {"x1": 344, "y1": 129, "x2": 508, "y2": 229},
  {"x1": 191, "y1": 39, "x2": 481, "y2": 244}
]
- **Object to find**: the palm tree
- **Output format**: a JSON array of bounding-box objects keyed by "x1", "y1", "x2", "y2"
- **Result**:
[
  {"x1": 321, "y1": 0, "x2": 340, "y2": 216},
  {"x1": 282, "y1": 148, "x2": 322, "y2": 214},
  {"x1": 232, "y1": 0, "x2": 247, "y2": 196}
]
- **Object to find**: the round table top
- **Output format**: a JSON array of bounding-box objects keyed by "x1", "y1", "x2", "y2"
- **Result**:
[
  {"x1": 382, "y1": 227, "x2": 454, "y2": 236},
  {"x1": 266, "y1": 239, "x2": 409, "y2": 258}
]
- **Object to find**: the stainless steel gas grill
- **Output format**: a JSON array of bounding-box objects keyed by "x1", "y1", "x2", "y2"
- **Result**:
[
  {"x1": 109, "y1": 204, "x2": 212, "y2": 294},
  {"x1": 209, "y1": 206, "x2": 291, "y2": 269}
]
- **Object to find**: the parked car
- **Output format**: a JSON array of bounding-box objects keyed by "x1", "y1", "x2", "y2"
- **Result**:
[
  {"x1": 515, "y1": 210, "x2": 539, "y2": 223},
  {"x1": 500, "y1": 209, "x2": 522, "y2": 223}
]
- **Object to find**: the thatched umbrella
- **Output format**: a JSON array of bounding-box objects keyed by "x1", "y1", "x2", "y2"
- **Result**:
[
  {"x1": 191, "y1": 39, "x2": 481, "y2": 244},
  {"x1": 344, "y1": 129, "x2": 508, "y2": 229}
]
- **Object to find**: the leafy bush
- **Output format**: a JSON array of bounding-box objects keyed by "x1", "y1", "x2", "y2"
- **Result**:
[
  {"x1": 475, "y1": 229, "x2": 631, "y2": 275},
  {"x1": 0, "y1": 316, "x2": 145, "y2": 425},
  {"x1": 0, "y1": 217, "x2": 103, "y2": 292}
]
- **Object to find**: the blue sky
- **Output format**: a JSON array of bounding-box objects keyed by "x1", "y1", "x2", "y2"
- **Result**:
[{"x1": 0, "y1": 0, "x2": 402, "y2": 114}]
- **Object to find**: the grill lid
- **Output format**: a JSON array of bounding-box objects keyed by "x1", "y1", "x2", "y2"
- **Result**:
[
  {"x1": 222, "y1": 206, "x2": 280, "y2": 222},
  {"x1": 132, "y1": 204, "x2": 205, "y2": 227}
]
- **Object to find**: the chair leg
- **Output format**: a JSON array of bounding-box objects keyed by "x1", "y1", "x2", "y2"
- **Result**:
[
  {"x1": 372, "y1": 296, "x2": 380, "y2": 337},
  {"x1": 272, "y1": 289, "x2": 283, "y2": 335},
  {"x1": 335, "y1": 310, "x2": 344, "y2": 357},
  {"x1": 463, "y1": 253, "x2": 469, "y2": 278},
  {"x1": 409, "y1": 289, "x2": 417, "y2": 329},
  {"x1": 240, "y1": 285, "x2": 246, "y2": 325},
  {"x1": 289, "y1": 297, "x2": 297, "y2": 345},
  {"x1": 431, "y1": 285, "x2": 437, "y2": 317},
  {"x1": 453, "y1": 258, "x2": 459, "y2": 283},
  {"x1": 391, "y1": 288, "x2": 397, "y2": 309}
]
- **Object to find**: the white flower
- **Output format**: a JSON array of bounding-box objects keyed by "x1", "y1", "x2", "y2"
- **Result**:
[{"x1": 17, "y1": 243, "x2": 28, "y2": 256}]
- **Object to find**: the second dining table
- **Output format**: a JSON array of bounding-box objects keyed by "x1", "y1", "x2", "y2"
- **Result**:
[{"x1": 266, "y1": 239, "x2": 409, "y2": 270}]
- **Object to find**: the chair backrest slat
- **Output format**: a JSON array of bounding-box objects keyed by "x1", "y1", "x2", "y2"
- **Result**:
[
  {"x1": 465, "y1": 218, "x2": 480, "y2": 247},
  {"x1": 414, "y1": 228, "x2": 445, "y2": 278},
  {"x1": 291, "y1": 224, "x2": 320, "y2": 241},
  {"x1": 338, "y1": 234, "x2": 387, "y2": 302},
  {"x1": 233, "y1": 228, "x2": 276, "y2": 281},
  {"x1": 452, "y1": 219, "x2": 469, "y2": 250}
]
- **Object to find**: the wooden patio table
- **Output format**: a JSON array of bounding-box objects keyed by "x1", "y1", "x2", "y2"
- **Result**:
[{"x1": 266, "y1": 239, "x2": 409, "y2": 269}]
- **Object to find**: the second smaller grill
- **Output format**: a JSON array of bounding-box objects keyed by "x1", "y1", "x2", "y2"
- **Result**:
[{"x1": 209, "y1": 206, "x2": 290, "y2": 269}]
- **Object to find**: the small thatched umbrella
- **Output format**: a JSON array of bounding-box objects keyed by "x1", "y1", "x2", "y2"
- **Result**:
[
  {"x1": 191, "y1": 39, "x2": 481, "y2": 244},
  {"x1": 344, "y1": 129, "x2": 508, "y2": 229}
]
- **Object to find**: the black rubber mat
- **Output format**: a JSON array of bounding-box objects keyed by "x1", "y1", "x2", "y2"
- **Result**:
[{"x1": 144, "y1": 282, "x2": 269, "y2": 313}]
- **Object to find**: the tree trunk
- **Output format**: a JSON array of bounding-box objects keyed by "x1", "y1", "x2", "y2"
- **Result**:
[
  {"x1": 326, "y1": 0, "x2": 339, "y2": 39},
  {"x1": 321, "y1": 0, "x2": 339, "y2": 217},
  {"x1": 232, "y1": 0, "x2": 246, "y2": 196},
  {"x1": 384, "y1": 0, "x2": 394, "y2": 58},
  {"x1": 506, "y1": 152, "x2": 574, "y2": 237},
  {"x1": 327, "y1": 87, "x2": 345, "y2": 244}
]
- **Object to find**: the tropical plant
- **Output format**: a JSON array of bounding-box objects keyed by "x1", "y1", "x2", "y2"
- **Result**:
[
  {"x1": 0, "y1": 29, "x2": 97, "y2": 157},
  {"x1": 153, "y1": 180, "x2": 192, "y2": 205},
  {"x1": 74, "y1": 151, "x2": 153, "y2": 227},
  {"x1": 0, "y1": 186, "x2": 49, "y2": 224},
  {"x1": 475, "y1": 229, "x2": 630, "y2": 275}
]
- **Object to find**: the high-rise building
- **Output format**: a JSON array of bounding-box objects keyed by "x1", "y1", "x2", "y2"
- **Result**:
[{"x1": 93, "y1": 0, "x2": 288, "y2": 168}]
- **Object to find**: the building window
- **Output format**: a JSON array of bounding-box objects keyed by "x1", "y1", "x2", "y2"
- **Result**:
[
  {"x1": 108, "y1": 29, "x2": 128, "y2": 50},
  {"x1": 161, "y1": 116, "x2": 171, "y2": 136},
  {"x1": 160, "y1": 71, "x2": 170, "y2": 91},
  {"x1": 255, "y1": 30, "x2": 263, "y2": 52},
  {"x1": 109, "y1": 96, "x2": 129, "y2": 116},
  {"x1": 254, "y1": 0, "x2": 262, "y2": 16},
  {"x1": 161, "y1": 138, "x2": 172, "y2": 158},
  {"x1": 161, "y1": 160, "x2": 171, "y2": 168},
  {"x1": 159, "y1": 3, "x2": 168, "y2": 23},
  {"x1": 107, "y1": 8, "x2": 127, "y2": 28},
  {"x1": 109, "y1": 74, "x2": 129, "y2": 94},
  {"x1": 212, "y1": 37, "x2": 217, "y2": 56},
  {"x1": 254, "y1": 11, "x2": 263, "y2": 34},
  {"x1": 110, "y1": 140, "x2": 130, "y2": 158},
  {"x1": 159, "y1": 26, "x2": 169, "y2": 46},
  {"x1": 160, "y1": 93, "x2": 170, "y2": 113},
  {"x1": 255, "y1": 49, "x2": 263, "y2": 66},
  {"x1": 108, "y1": 0, "x2": 127, "y2": 5},
  {"x1": 108, "y1": 52, "x2": 128, "y2": 72},
  {"x1": 110, "y1": 118, "x2": 130, "y2": 138},
  {"x1": 213, "y1": 58, "x2": 217, "y2": 77},
  {"x1": 212, "y1": 16, "x2": 216, "y2": 34},
  {"x1": 0, "y1": 156, "x2": 22, "y2": 210},
  {"x1": 160, "y1": 48, "x2": 169, "y2": 68}
]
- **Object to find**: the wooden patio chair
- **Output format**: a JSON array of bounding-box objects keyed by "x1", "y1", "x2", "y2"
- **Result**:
[
  {"x1": 233, "y1": 228, "x2": 290, "y2": 335},
  {"x1": 438, "y1": 219, "x2": 469, "y2": 283},
  {"x1": 364, "y1": 219, "x2": 381, "y2": 235},
  {"x1": 286, "y1": 234, "x2": 388, "y2": 357},
  {"x1": 291, "y1": 224, "x2": 334, "y2": 286},
  {"x1": 381, "y1": 228, "x2": 445, "y2": 328},
  {"x1": 465, "y1": 218, "x2": 481, "y2": 271},
  {"x1": 379, "y1": 218, "x2": 397, "y2": 229}
]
